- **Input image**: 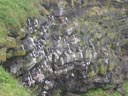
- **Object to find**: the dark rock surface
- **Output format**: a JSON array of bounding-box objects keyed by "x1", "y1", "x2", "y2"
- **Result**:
[{"x1": 2, "y1": 0, "x2": 128, "y2": 96}]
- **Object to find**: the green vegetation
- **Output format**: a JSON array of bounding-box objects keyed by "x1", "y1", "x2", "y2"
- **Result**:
[
  {"x1": 123, "y1": 82, "x2": 128, "y2": 95},
  {"x1": 0, "y1": 0, "x2": 39, "y2": 44},
  {"x1": 52, "y1": 89, "x2": 61, "y2": 96},
  {"x1": 13, "y1": 50, "x2": 26, "y2": 57},
  {"x1": 0, "y1": 0, "x2": 40, "y2": 95},
  {"x1": 0, "y1": 66, "x2": 30, "y2": 96},
  {"x1": 81, "y1": 82, "x2": 128, "y2": 96},
  {"x1": 0, "y1": 48, "x2": 6, "y2": 61},
  {"x1": 0, "y1": 0, "x2": 127, "y2": 96},
  {"x1": 98, "y1": 59, "x2": 106, "y2": 75},
  {"x1": 81, "y1": 89, "x2": 121, "y2": 96}
]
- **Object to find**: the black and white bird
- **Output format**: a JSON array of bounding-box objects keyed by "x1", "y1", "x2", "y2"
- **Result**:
[
  {"x1": 34, "y1": 19, "x2": 39, "y2": 26},
  {"x1": 28, "y1": 72, "x2": 35, "y2": 87},
  {"x1": 67, "y1": 44, "x2": 72, "y2": 54}
]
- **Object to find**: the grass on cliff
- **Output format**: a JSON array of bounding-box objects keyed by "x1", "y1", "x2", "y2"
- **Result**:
[
  {"x1": 0, "y1": 0, "x2": 39, "y2": 42},
  {"x1": 0, "y1": 0, "x2": 40, "y2": 95},
  {"x1": 81, "y1": 83, "x2": 128, "y2": 96},
  {"x1": 81, "y1": 89, "x2": 121, "y2": 96},
  {"x1": 0, "y1": 66, "x2": 30, "y2": 96}
]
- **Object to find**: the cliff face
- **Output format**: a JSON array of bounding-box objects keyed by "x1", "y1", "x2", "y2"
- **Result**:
[{"x1": 1, "y1": 0, "x2": 128, "y2": 96}]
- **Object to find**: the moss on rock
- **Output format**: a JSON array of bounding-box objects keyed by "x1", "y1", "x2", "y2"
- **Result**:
[
  {"x1": 14, "y1": 50, "x2": 26, "y2": 57},
  {"x1": 52, "y1": 89, "x2": 62, "y2": 96},
  {"x1": 0, "y1": 48, "x2": 6, "y2": 61},
  {"x1": 6, "y1": 51, "x2": 13, "y2": 59},
  {"x1": 107, "y1": 63, "x2": 114, "y2": 71},
  {"x1": 40, "y1": 6, "x2": 50, "y2": 16},
  {"x1": 98, "y1": 59, "x2": 106, "y2": 75},
  {"x1": 6, "y1": 37, "x2": 17, "y2": 48}
]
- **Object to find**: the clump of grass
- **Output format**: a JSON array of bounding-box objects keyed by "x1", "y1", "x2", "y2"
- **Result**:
[
  {"x1": 106, "y1": 0, "x2": 111, "y2": 11},
  {"x1": 0, "y1": 22, "x2": 8, "y2": 44},
  {"x1": 81, "y1": 82, "x2": 128, "y2": 96},
  {"x1": 0, "y1": 0, "x2": 40, "y2": 41},
  {"x1": 123, "y1": 82, "x2": 128, "y2": 95},
  {"x1": 93, "y1": 0, "x2": 97, "y2": 6},
  {"x1": 0, "y1": 66, "x2": 30, "y2": 96},
  {"x1": 81, "y1": 89, "x2": 121, "y2": 96}
]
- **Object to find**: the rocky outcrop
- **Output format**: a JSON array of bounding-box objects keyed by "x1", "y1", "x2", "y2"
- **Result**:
[{"x1": 1, "y1": 0, "x2": 128, "y2": 96}]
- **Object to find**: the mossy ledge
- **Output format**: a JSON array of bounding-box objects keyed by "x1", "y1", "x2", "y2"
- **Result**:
[{"x1": 0, "y1": 0, "x2": 41, "y2": 61}]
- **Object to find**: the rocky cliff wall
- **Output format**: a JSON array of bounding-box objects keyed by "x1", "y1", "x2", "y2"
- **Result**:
[{"x1": 1, "y1": 0, "x2": 128, "y2": 96}]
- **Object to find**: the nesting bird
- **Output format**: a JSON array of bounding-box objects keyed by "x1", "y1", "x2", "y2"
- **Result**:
[
  {"x1": 27, "y1": 18, "x2": 32, "y2": 27},
  {"x1": 27, "y1": 72, "x2": 35, "y2": 87},
  {"x1": 34, "y1": 19, "x2": 39, "y2": 26},
  {"x1": 67, "y1": 44, "x2": 72, "y2": 54},
  {"x1": 55, "y1": 48, "x2": 62, "y2": 56},
  {"x1": 75, "y1": 46, "x2": 84, "y2": 60}
]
